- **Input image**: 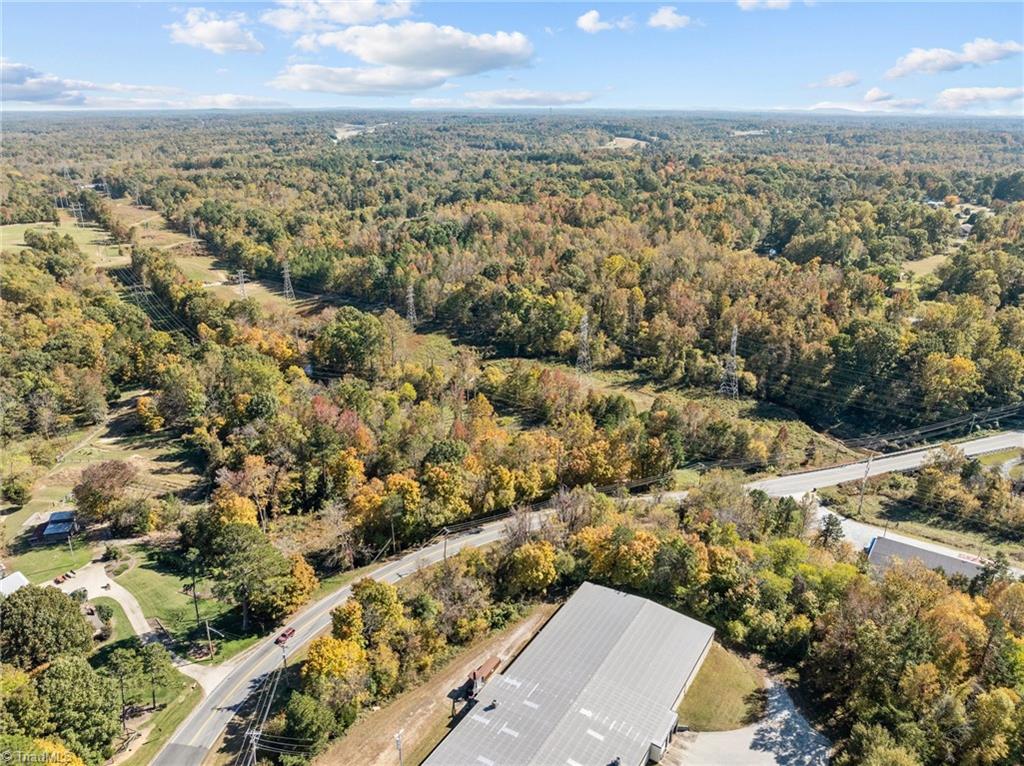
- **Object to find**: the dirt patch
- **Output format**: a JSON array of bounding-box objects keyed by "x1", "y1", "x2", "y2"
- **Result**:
[
  {"x1": 316, "y1": 602, "x2": 557, "y2": 766},
  {"x1": 601, "y1": 136, "x2": 650, "y2": 150}
]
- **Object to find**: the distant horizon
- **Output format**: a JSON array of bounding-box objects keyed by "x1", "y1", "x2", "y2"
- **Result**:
[{"x1": 4, "y1": 105, "x2": 1022, "y2": 123}]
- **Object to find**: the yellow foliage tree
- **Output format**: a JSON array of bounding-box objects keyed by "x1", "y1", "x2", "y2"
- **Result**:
[
  {"x1": 505, "y1": 540, "x2": 557, "y2": 596},
  {"x1": 209, "y1": 487, "x2": 258, "y2": 527},
  {"x1": 136, "y1": 395, "x2": 164, "y2": 432},
  {"x1": 303, "y1": 635, "x2": 367, "y2": 683}
]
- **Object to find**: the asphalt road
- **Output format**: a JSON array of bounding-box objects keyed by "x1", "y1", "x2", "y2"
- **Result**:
[
  {"x1": 153, "y1": 429, "x2": 1024, "y2": 765},
  {"x1": 747, "y1": 430, "x2": 1024, "y2": 497}
]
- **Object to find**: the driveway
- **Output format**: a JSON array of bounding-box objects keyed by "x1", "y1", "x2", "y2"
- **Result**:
[
  {"x1": 672, "y1": 680, "x2": 830, "y2": 766},
  {"x1": 52, "y1": 559, "x2": 227, "y2": 691},
  {"x1": 55, "y1": 560, "x2": 150, "y2": 635}
]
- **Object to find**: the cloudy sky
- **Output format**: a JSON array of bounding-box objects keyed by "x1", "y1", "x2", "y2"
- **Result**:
[{"x1": 3, "y1": 1, "x2": 1022, "y2": 115}]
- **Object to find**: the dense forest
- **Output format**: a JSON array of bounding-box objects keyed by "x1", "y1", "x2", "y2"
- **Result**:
[{"x1": 1, "y1": 112, "x2": 1023, "y2": 765}]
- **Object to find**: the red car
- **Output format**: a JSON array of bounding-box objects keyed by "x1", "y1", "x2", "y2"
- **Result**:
[{"x1": 274, "y1": 627, "x2": 296, "y2": 645}]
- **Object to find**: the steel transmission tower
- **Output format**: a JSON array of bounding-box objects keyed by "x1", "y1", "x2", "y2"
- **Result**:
[
  {"x1": 236, "y1": 269, "x2": 247, "y2": 299},
  {"x1": 719, "y1": 323, "x2": 739, "y2": 398},
  {"x1": 281, "y1": 260, "x2": 295, "y2": 301},
  {"x1": 188, "y1": 216, "x2": 198, "y2": 241},
  {"x1": 576, "y1": 311, "x2": 592, "y2": 375},
  {"x1": 406, "y1": 282, "x2": 417, "y2": 325}
]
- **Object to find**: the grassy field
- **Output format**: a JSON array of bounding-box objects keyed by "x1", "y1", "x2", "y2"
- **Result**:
[
  {"x1": 903, "y1": 253, "x2": 948, "y2": 279},
  {"x1": 0, "y1": 212, "x2": 126, "y2": 268},
  {"x1": 677, "y1": 643, "x2": 765, "y2": 732},
  {"x1": 85, "y1": 588, "x2": 205, "y2": 766},
  {"x1": 114, "y1": 544, "x2": 260, "y2": 664},
  {"x1": 0, "y1": 393, "x2": 203, "y2": 584},
  {"x1": 107, "y1": 199, "x2": 322, "y2": 315},
  {"x1": 91, "y1": 596, "x2": 135, "y2": 647}
]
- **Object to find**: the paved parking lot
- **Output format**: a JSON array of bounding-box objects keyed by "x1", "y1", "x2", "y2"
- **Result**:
[{"x1": 669, "y1": 680, "x2": 831, "y2": 766}]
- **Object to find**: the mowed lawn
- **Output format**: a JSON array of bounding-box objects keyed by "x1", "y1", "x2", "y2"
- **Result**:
[
  {"x1": 87, "y1": 592, "x2": 203, "y2": 766},
  {"x1": 0, "y1": 214, "x2": 126, "y2": 268},
  {"x1": 677, "y1": 643, "x2": 765, "y2": 732},
  {"x1": 115, "y1": 545, "x2": 261, "y2": 663}
]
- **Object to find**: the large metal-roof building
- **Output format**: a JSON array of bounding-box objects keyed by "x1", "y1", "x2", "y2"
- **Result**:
[
  {"x1": 867, "y1": 536, "x2": 984, "y2": 580},
  {"x1": 424, "y1": 581, "x2": 715, "y2": 766}
]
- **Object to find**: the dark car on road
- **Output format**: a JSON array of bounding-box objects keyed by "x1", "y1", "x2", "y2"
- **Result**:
[{"x1": 274, "y1": 627, "x2": 295, "y2": 645}]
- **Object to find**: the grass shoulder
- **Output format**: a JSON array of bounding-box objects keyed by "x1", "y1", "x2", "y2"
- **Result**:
[{"x1": 677, "y1": 642, "x2": 765, "y2": 732}]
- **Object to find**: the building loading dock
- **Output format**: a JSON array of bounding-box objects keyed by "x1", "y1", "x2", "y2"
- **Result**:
[{"x1": 423, "y1": 581, "x2": 715, "y2": 766}]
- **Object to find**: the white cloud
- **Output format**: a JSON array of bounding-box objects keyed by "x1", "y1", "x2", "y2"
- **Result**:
[
  {"x1": 863, "y1": 87, "x2": 892, "y2": 102},
  {"x1": 934, "y1": 86, "x2": 1024, "y2": 111},
  {"x1": 278, "y1": 20, "x2": 533, "y2": 95},
  {"x1": 802, "y1": 86, "x2": 921, "y2": 113},
  {"x1": 1, "y1": 59, "x2": 95, "y2": 104},
  {"x1": 465, "y1": 89, "x2": 595, "y2": 107},
  {"x1": 299, "y1": 21, "x2": 533, "y2": 75},
  {"x1": 648, "y1": 6, "x2": 692, "y2": 29},
  {"x1": 1, "y1": 58, "x2": 284, "y2": 109},
  {"x1": 168, "y1": 8, "x2": 264, "y2": 54},
  {"x1": 576, "y1": 10, "x2": 632, "y2": 34},
  {"x1": 808, "y1": 70, "x2": 860, "y2": 89},
  {"x1": 410, "y1": 89, "x2": 596, "y2": 109},
  {"x1": 886, "y1": 37, "x2": 1022, "y2": 78},
  {"x1": 410, "y1": 97, "x2": 458, "y2": 108},
  {"x1": 260, "y1": 0, "x2": 412, "y2": 33},
  {"x1": 737, "y1": 0, "x2": 791, "y2": 10},
  {"x1": 189, "y1": 93, "x2": 287, "y2": 108},
  {"x1": 577, "y1": 10, "x2": 611, "y2": 33},
  {"x1": 269, "y1": 63, "x2": 446, "y2": 95}
]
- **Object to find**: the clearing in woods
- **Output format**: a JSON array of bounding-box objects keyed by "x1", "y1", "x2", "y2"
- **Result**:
[
  {"x1": 0, "y1": 211, "x2": 126, "y2": 268},
  {"x1": 106, "y1": 198, "x2": 319, "y2": 314},
  {"x1": 0, "y1": 391, "x2": 204, "y2": 583}
]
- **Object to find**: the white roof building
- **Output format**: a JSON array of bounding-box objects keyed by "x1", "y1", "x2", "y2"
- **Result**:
[
  {"x1": 424, "y1": 581, "x2": 715, "y2": 766},
  {"x1": 0, "y1": 571, "x2": 30, "y2": 597}
]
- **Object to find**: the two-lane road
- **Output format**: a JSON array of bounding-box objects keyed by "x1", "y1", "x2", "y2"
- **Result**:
[
  {"x1": 153, "y1": 429, "x2": 1024, "y2": 765},
  {"x1": 153, "y1": 521, "x2": 509, "y2": 766},
  {"x1": 748, "y1": 430, "x2": 1024, "y2": 497}
]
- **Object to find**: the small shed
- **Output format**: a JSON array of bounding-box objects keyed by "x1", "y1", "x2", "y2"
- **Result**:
[
  {"x1": 0, "y1": 571, "x2": 30, "y2": 597},
  {"x1": 43, "y1": 510, "x2": 78, "y2": 539}
]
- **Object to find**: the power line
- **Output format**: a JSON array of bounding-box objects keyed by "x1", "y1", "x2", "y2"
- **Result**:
[
  {"x1": 281, "y1": 260, "x2": 295, "y2": 302},
  {"x1": 718, "y1": 323, "x2": 739, "y2": 399},
  {"x1": 576, "y1": 311, "x2": 592, "y2": 376},
  {"x1": 406, "y1": 281, "x2": 417, "y2": 325}
]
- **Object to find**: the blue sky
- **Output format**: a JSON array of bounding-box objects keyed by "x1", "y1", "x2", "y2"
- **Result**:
[{"x1": 3, "y1": 1, "x2": 1022, "y2": 115}]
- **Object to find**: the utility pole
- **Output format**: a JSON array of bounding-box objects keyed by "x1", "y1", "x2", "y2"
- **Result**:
[
  {"x1": 190, "y1": 568, "x2": 201, "y2": 623},
  {"x1": 237, "y1": 269, "x2": 247, "y2": 299},
  {"x1": 395, "y1": 729, "x2": 404, "y2": 766},
  {"x1": 282, "y1": 260, "x2": 295, "y2": 301},
  {"x1": 718, "y1": 323, "x2": 739, "y2": 399},
  {"x1": 406, "y1": 281, "x2": 417, "y2": 325},
  {"x1": 204, "y1": 619, "x2": 214, "y2": 659},
  {"x1": 576, "y1": 311, "x2": 592, "y2": 375},
  {"x1": 856, "y1": 455, "x2": 874, "y2": 519},
  {"x1": 442, "y1": 528, "x2": 449, "y2": 562}
]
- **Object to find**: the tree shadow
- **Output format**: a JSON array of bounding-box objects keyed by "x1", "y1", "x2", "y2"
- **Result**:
[
  {"x1": 742, "y1": 687, "x2": 769, "y2": 725},
  {"x1": 748, "y1": 684, "x2": 831, "y2": 765}
]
